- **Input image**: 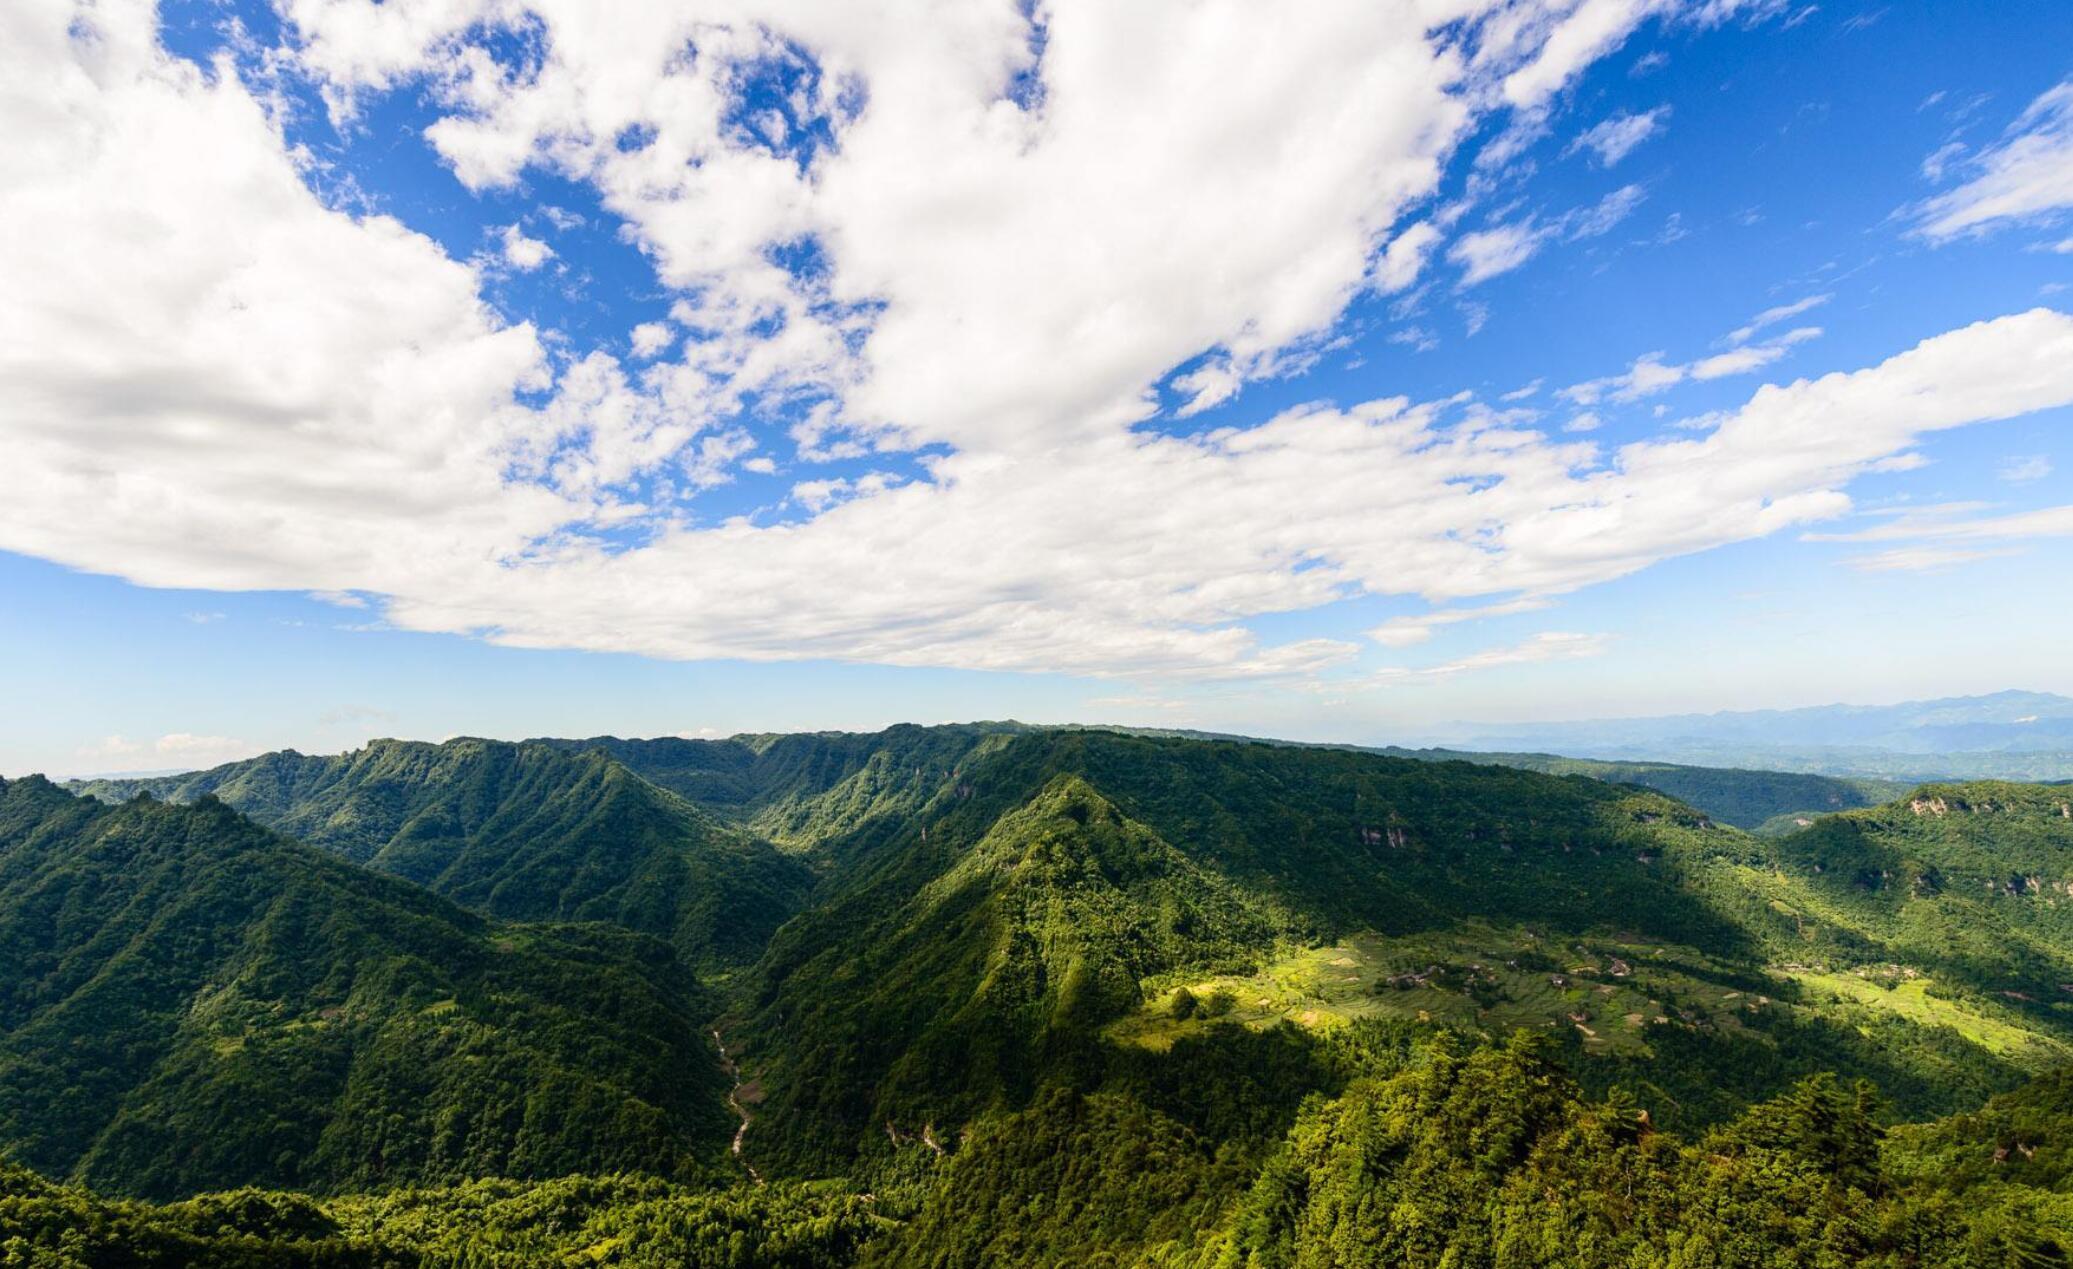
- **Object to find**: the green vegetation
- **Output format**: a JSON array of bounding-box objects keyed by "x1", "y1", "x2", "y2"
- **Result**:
[
  {"x1": 74, "y1": 738, "x2": 812, "y2": 971},
  {"x1": 1110, "y1": 726, "x2": 1911, "y2": 830},
  {"x1": 10, "y1": 1034, "x2": 2073, "y2": 1266},
  {"x1": 0, "y1": 776, "x2": 731, "y2": 1199},
  {"x1": 1416, "y1": 751, "x2": 1910, "y2": 834},
  {"x1": 18, "y1": 725, "x2": 2073, "y2": 1263}
]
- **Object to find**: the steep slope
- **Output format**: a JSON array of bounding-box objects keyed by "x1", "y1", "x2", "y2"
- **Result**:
[
  {"x1": 728, "y1": 731, "x2": 2073, "y2": 1175},
  {"x1": 732, "y1": 730, "x2": 1777, "y2": 1171},
  {"x1": 1759, "y1": 781, "x2": 2073, "y2": 1001},
  {"x1": 1390, "y1": 749, "x2": 1909, "y2": 832},
  {"x1": 75, "y1": 738, "x2": 812, "y2": 971},
  {"x1": 1117, "y1": 727, "x2": 1911, "y2": 830},
  {"x1": 0, "y1": 776, "x2": 732, "y2": 1198},
  {"x1": 868, "y1": 1032, "x2": 2073, "y2": 1268},
  {"x1": 539, "y1": 722, "x2": 1026, "y2": 850},
  {"x1": 740, "y1": 774, "x2": 1291, "y2": 1170}
]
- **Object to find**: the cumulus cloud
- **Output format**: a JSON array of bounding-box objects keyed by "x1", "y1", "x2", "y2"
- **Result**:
[
  {"x1": 5, "y1": 0, "x2": 2073, "y2": 683},
  {"x1": 629, "y1": 321, "x2": 675, "y2": 360},
  {"x1": 1914, "y1": 79, "x2": 2073, "y2": 241},
  {"x1": 1372, "y1": 222, "x2": 1444, "y2": 294},
  {"x1": 498, "y1": 224, "x2": 553, "y2": 271}
]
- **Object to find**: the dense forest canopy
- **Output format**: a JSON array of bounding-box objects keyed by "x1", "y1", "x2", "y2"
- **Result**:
[{"x1": 15, "y1": 723, "x2": 2073, "y2": 1264}]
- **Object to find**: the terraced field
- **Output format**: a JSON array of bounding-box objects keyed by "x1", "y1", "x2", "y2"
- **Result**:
[
  {"x1": 1108, "y1": 923, "x2": 1776, "y2": 1056},
  {"x1": 1109, "y1": 924, "x2": 2073, "y2": 1089}
]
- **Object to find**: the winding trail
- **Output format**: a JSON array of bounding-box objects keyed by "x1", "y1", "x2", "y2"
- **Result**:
[{"x1": 712, "y1": 1028, "x2": 763, "y2": 1185}]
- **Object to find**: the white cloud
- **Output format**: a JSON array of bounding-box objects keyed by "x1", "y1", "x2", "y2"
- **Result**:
[
  {"x1": 1808, "y1": 502, "x2": 2073, "y2": 546},
  {"x1": 1427, "y1": 630, "x2": 1610, "y2": 674},
  {"x1": 1808, "y1": 500, "x2": 2073, "y2": 572},
  {"x1": 73, "y1": 732, "x2": 256, "y2": 769},
  {"x1": 1450, "y1": 221, "x2": 1547, "y2": 286},
  {"x1": 1171, "y1": 359, "x2": 1245, "y2": 418},
  {"x1": 629, "y1": 321, "x2": 675, "y2": 359},
  {"x1": 7, "y1": 2, "x2": 2073, "y2": 682},
  {"x1": 1844, "y1": 546, "x2": 2018, "y2": 573},
  {"x1": 1564, "y1": 325, "x2": 1820, "y2": 403},
  {"x1": 1920, "y1": 141, "x2": 1966, "y2": 183},
  {"x1": 1914, "y1": 80, "x2": 2073, "y2": 241},
  {"x1": 1565, "y1": 182, "x2": 1648, "y2": 238},
  {"x1": 498, "y1": 223, "x2": 553, "y2": 271},
  {"x1": 1497, "y1": 0, "x2": 1666, "y2": 110},
  {"x1": 1449, "y1": 185, "x2": 1644, "y2": 286},
  {"x1": 1999, "y1": 454, "x2": 2053, "y2": 483},
  {"x1": 1368, "y1": 596, "x2": 1553, "y2": 647},
  {"x1": 1372, "y1": 222, "x2": 1443, "y2": 294},
  {"x1": 153, "y1": 733, "x2": 260, "y2": 765},
  {"x1": 1325, "y1": 628, "x2": 1613, "y2": 693},
  {"x1": 1569, "y1": 106, "x2": 1669, "y2": 166},
  {"x1": 1727, "y1": 293, "x2": 1828, "y2": 344}
]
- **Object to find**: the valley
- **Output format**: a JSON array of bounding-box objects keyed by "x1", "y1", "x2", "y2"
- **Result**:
[{"x1": 10, "y1": 722, "x2": 2073, "y2": 1263}]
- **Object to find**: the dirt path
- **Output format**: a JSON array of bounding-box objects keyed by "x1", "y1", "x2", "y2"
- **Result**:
[{"x1": 712, "y1": 1028, "x2": 763, "y2": 1185}]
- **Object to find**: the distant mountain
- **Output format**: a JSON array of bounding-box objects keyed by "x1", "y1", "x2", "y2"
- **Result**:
[
  {"x1": 0, "y1": 776, "x2": 731, "y2": 1199},
  {"x1": 72, "y1": 738, "x2": 813, "y2": 972},
  {"x1": 1108, "y1": 726, "x2": 1910, "y2": 831},
  {"x1": 1425, "y1": 690, "x2": 2073, "y2": 780}
]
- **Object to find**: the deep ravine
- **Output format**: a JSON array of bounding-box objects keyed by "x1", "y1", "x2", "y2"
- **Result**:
[{"x1": 711, "y1": 1028, "x2": 763, "y2": 1184}]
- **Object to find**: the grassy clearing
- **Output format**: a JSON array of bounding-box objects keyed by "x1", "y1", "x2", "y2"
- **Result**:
[
  {"x1": 1108, "y1": 923, "x2": 1770, "y2": 1057},
  {"x1": 1786, "y1": 968, "x2": 2072, "y2": 1066},
  {"x1": 1111, "y1": 920, "x2": 2073, "y2": 1092}
]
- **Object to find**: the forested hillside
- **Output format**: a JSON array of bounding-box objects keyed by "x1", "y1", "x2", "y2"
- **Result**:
[
  {"x1": 7, "y1": 1032, "x2": 2070, "y2": 1266},
  {"x1": 73, "y1": 738, "x2": 813, "y2": 971},
  {"x1": 1120, "y1": 726, "x2": 1911, "y2": 830},
  {"x1": 1390, "y1": 749, "x2": 1910, "y2": 833},
  {"x1": 17, "y1": 725, "x2": 2073, "y2": 1262},
  {"x1": 0, "y1": 777, "x2": 733, "y2": 1199}
]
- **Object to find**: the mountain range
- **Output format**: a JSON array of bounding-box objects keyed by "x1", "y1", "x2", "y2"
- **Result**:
[{"x1": 11, "y1": 720, "x2": 2073, "y2": 1263}]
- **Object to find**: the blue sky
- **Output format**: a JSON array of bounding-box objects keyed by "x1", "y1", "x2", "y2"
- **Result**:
[{"x1": 2, "y1": 0, "x2": 2070, "y2": 775}]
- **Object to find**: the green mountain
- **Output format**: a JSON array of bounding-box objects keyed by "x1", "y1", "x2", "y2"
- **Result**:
[
  {"x1": 717, "y1": 729, "x2": 2073, "y2": 1176},
  {"x1": 18, "y1": 724, "x2": 2073, "y2": 1262},
  {"x1": 0, "y1": 776, "x2": 732, "y2": 1199},
  {"x1": 73, "y1": 738, "x2": 813, "y2": 972},
  {"x1": 1385, "y1": 749, "x2": 1911, "y2": 833},
  {"x1": 1108, "y1": 725, "x2": 1912, "y2": 830},
  {"x1": 536, "y1": 722, "x2": 1027, "y2": 850}
]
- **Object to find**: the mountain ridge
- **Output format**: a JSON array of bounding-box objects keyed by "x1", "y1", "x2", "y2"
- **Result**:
[{"x1": 0, "y1": 775, "x2": 733, "y2": 1199}]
